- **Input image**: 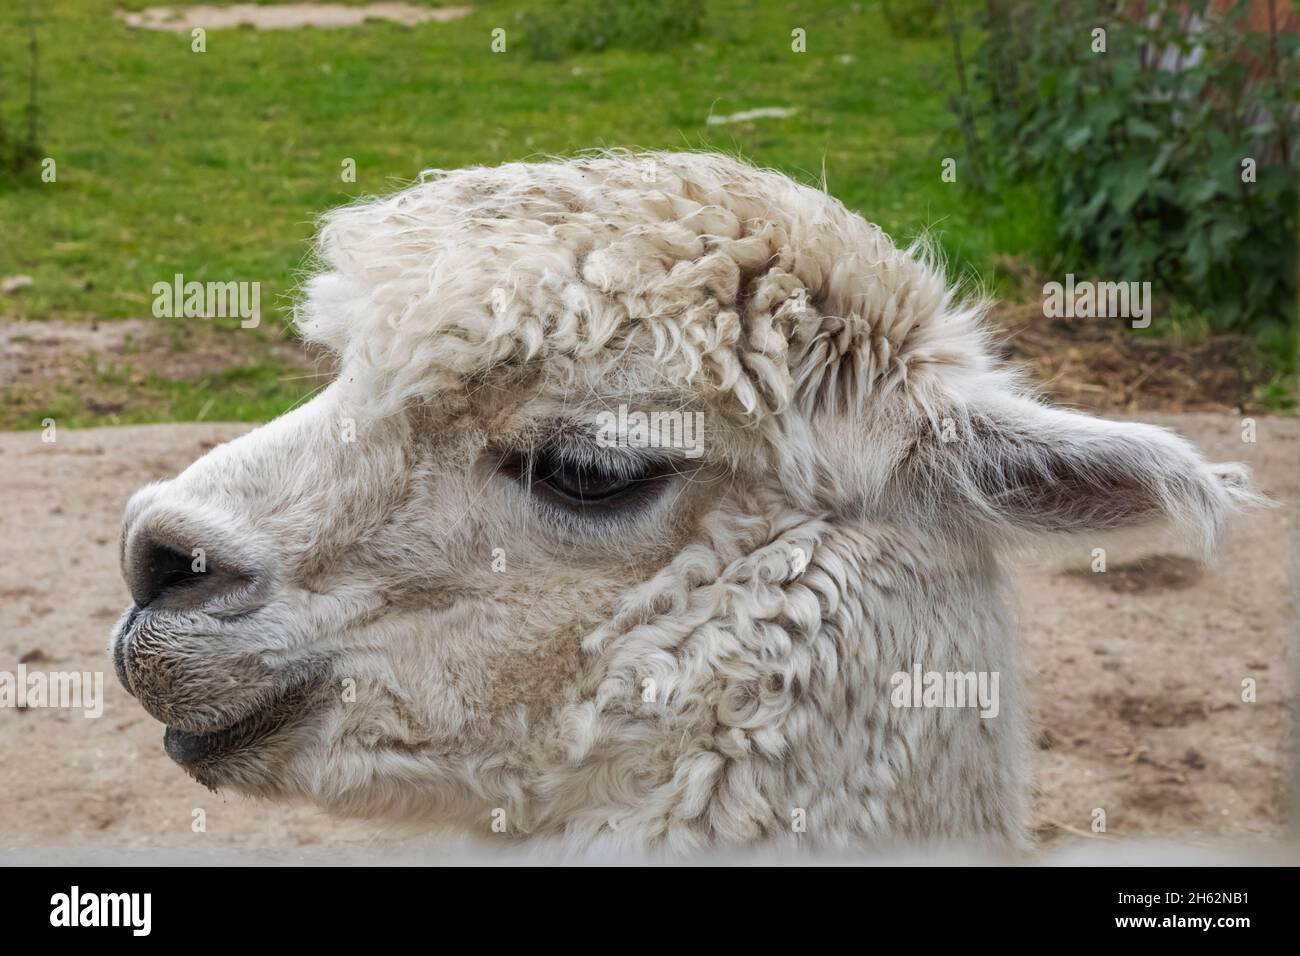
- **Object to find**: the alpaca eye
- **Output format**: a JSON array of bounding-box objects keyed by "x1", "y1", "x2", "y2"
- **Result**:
[
  {"x1": 532, "y1": 450, "x2": 642, "y2": 504},
  {"x1": 502, "y1": 446, "x2": 669, "y2": 515}
]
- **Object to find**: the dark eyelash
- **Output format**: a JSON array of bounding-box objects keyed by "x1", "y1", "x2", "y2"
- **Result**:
[{"x1": 500, "y1": 446, "x2": 674, "y2": 518}]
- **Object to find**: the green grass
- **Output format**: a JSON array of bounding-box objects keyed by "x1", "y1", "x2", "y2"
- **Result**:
[
  {"x1": 0, "y1": 0, "x2": 1075, "y2": 426},
  {"x1": 0, "y1": 1, "x2": 1046, "y2": 310},
  {"x1": 23, "y1": 361, "x2": 323, "y2": 429}
]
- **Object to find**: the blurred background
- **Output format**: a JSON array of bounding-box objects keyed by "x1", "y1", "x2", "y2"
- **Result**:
[
  {"x1": 0, "y1": 0, "x2": 1295, "y2": 427},
  {"x1": 0, "y1": 1, "x2": 1295, "y2": 855}
]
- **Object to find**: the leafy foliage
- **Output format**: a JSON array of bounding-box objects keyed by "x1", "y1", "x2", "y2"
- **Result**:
[{"x1": 946, "y1": 0, "x2": 1298, "y2": 347}]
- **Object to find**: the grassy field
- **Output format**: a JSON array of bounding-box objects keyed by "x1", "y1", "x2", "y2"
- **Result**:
[{"x1": 0, "y1": 0, "x2": 1138, "y2": 427}]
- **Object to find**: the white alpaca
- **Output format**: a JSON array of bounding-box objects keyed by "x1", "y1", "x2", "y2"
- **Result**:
[{"x1": 109, "y1": 152, "x2": 1253, "y2": 852}]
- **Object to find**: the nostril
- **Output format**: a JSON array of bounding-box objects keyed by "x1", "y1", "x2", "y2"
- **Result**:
[
  {"x1": 127, "y1": 532, "x2": 254, "y2": 611},
  {"x1": 138, "y1": 542, "x2": 206, "y2": 608}
]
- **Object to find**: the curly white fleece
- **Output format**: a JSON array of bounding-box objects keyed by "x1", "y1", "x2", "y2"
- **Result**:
[
  {"x1": 115, "y1": 152, "x2": 1254, "y2": 853},
  {"x1": 296, "y1": 151, "x2": 990, "y2": 419}
]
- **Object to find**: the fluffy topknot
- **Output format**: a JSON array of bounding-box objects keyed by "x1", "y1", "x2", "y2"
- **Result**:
[{"x1": 295, "y1": 151, "x2": 992, "y2": 420}]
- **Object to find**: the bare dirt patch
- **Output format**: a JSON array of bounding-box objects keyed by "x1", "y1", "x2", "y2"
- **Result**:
[
  {"x1": 1098, "y1": 691, "x2": 1211, "y2": 729},
  {"x1": 116, "y1": 3, "x2": 472, "y2": 32},
  {"x1": 0, "y1": 412, "x2": 1293, "y2": 853},
  {"x1": 1025, "y1": 412, "x2": 1297, "y2": 847},
  {"x1": 1064, "y1": 554, "x2": 1203, "y2": 593},
  {"x1": 990, "y1": 301, "x2": 1267, "y2": 414},
  {"x1": 0, "y1": 317, "x2": 328, "y2": 428}
]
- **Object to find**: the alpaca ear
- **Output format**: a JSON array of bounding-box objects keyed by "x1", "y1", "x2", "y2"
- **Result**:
[{"x1": 895, "y1": 389, "x2": 1258, "y2": 550}]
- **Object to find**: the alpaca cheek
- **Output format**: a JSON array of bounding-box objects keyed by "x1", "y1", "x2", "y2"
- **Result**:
[{"x1": 482, "y1": 622, "x2": 587, "y2": 721}]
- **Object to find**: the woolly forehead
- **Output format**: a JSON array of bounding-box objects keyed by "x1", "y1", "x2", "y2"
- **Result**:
[
  {"x1": 399, "y1": 352, "x2": 767, "y2": 475},
  {"x1": 294, "y1": 219, "x2": 788, "y2": 416},
  {"x1": 294, "y1": 156, "x2": 992, "y2": 435}
]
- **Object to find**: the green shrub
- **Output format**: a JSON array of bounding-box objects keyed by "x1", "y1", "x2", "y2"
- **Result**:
[
  {"x1": 521, "y1": 0, "x2": 705, "y2": 61},
  {"x1": 945, "y1": 0, "x2": 1298, "y2": 345}
]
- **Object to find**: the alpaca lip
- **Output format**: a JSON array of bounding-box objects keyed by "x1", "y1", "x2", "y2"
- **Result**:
[
  {"x1": 111, "y1": 606, "x2": 142, "y2": 696},
  {"x1": 162, "y1": 673, "x2": 327, "y2": 771}
]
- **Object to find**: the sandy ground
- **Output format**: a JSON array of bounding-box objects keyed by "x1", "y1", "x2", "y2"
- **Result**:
[{"x1": 0, "y1": 414, "x2": 1295, "y2": 857}]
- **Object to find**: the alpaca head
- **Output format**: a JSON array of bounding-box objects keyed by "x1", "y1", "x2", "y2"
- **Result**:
[{"x1": 110, "y1": 153, "x2": 1253, "y2": 847}]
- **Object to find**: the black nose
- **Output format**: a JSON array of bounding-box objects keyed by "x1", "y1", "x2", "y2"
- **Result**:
[
  {"x1": 134, "y1": 541, "x2": 204, "y2": 607},
  {"x1": 127, "y1": 535, "x2": 249, "y2": 610}
]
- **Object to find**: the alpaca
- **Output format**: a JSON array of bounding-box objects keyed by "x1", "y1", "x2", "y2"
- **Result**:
[{"x1": 109, "y1": 152, "x2": 1254, "y2": 852}]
